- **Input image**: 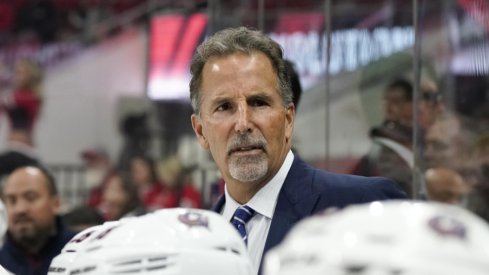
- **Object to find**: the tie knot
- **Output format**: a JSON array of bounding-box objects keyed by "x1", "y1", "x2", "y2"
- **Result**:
[{"x1": 231, "y1": 205, "x2": 255, "y2": 225}]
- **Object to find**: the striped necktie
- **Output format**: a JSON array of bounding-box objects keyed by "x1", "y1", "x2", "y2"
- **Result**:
[{"x1": 230, "y1": 205, "x2": 255, "y2": 244}]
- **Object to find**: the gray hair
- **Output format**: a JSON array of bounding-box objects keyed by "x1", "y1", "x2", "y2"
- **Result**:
[{"x1": 189, "y1": 26, "x2": 293, "y2": 115}]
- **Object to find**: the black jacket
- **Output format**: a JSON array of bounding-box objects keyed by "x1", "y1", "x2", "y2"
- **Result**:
[{"x1": 0, "y1": 217, "x2": 75, "y2": 275}]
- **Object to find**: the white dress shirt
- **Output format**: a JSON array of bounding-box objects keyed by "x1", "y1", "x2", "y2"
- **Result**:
[{"x1": 222, "y1": 150, "x2": 294, "y2": 275}]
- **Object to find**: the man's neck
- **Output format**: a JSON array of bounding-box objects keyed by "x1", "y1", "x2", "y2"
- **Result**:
[{"x1": 225, "y1": 179, "x2": 269, "y2": 204}]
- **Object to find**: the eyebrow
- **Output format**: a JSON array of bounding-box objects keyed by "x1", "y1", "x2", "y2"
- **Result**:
[
  {"x1": 208, "y1": 91, "x2": 274, "y2": 105},
  {"x1": 247, "y1": 93, "x2": 274, "y2": 102},
  {"x1": 209, "y1": 96, "x2": 231, "y2": 109}
]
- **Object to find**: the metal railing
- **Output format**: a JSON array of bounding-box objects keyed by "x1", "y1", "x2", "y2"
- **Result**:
[
  {"x1": 48, "y1": 163, "x2": 220, "y2": 212},
  {"x1": 47, "y1": 164, "x2": 87, "y2": 212}
]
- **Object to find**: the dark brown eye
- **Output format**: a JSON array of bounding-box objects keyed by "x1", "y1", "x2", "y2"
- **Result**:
[
  {"x1": 250, "y1": 99, "x2": 267, "y2": 107},
  {"x1": 216, "y1": 102, "x2": 231, "y2": 112}
]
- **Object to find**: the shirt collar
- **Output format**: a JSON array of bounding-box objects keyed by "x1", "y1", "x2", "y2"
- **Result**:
[{"x1": 223, "y1": 150, "x2": 295, "y2": 220}]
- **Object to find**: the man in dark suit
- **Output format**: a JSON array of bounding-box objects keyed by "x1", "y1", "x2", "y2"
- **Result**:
[{"x1": 189, "y1": 26, "x2": 406, "y2": 275}]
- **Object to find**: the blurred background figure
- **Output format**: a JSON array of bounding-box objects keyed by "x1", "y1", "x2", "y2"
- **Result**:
[
  {"x1": 264, "y1": 201, "x2": 489, "y2": 275},
  {"x1": 67, "y1": 0, "x2": 112, "y2": 44},
  {"x1": 81, "y1": 147, "x2": 116, "y2": 208},
  {"x1": 0, "y1": 59, "x2": 43, "y2": 180},
  {"x1": 352, "y1": 79, "x2": 415, "y2": 196},
  {"x1": 418, "y1": 79, "x2": 445, "y2": 130},
  {"x1": 352, "y1": 77, "x2": 447, "y2": 198},
  {"x1": 128, "y1": 154, "x2": 167, "y2": 211},
  {"x1": 157, "y1": 155, "x2": 202, "y2": 209},
  {"x1": 117, "y1": 112, "x2": 151, "y2": 172},
  {"x1": 422, "y1": 110, "x2": 476, "y2": 205},
  {"x1": 12, "y1": 0, "x2": 59, "y2": 43},
  {"x1": 0, "y1": 165, "x2": 75, "y2": 275},
  {"x1": 99, "y1": 172, "x2": 145, "y2": 221},
  {"x1": 424, "y1": 167, "x2": 470, "y2": 205},
  {"x1": 466, "y1": 134, "x2": 489, "y2": 223},
  {"x1": 423, "y1": 113, "x2": 471, "y2": 170}
]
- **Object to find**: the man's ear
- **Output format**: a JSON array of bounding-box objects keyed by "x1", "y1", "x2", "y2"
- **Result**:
[
  {"x1": 191, "y1": 114, "x2": 209, "y2": 150},
  {"x1": 285, "y1": 103, "x2": 295, "y2": 144},
  {"x1": 51, "y1": 195, "x2": 61, "y2": 215}
]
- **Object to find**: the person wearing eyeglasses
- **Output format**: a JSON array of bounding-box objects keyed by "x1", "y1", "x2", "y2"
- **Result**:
[
  {"x1": 418, "y1": 79, "x2": 445, "y2": 130},
  {"x1": 351, "y1": 79, "x2": 415, "y2": 196}
]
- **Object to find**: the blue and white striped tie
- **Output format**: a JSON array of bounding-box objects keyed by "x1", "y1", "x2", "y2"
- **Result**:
[{"x1": 231, "y1": 205, "x2": 255, "y2": 244}]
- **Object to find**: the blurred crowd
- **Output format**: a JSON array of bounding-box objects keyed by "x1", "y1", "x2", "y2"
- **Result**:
[
  {"x1": 0, "y1": 59, "x2": 204, "y2": 273},
  {"x1": 0, "y1": 0, "x2": 147, "y2": 45},
  {"x1": 351, "y1": 77, "x2": 489, "y2": 222}
]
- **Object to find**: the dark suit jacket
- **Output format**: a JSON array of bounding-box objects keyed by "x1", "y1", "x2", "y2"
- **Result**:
[{"x1": 213, "y1": 156, "x2": 407, "y2": 273}]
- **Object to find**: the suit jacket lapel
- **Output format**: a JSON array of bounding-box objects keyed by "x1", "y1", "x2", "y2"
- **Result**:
[
  {"x1": 261, "y1": 157, "x2": 320, "y2": 266},
  {"x1": 212, "y1": 195, "x2": 226, "y2": 213}
]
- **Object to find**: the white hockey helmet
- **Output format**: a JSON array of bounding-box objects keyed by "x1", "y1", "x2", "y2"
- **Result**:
[
  {"x1": 48, "y1": 221, "x2": 121, "y2": 274},
  {"x1": 50, "y1": 208, "x2": 252, "y2": 275},
  {"x1": 264, "y1": 201, "x2": 489, "y2": 275}
]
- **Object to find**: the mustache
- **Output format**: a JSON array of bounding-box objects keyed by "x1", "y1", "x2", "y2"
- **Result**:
[
  {"x1": 227, "y1": 134, "x2": 267, "y2": 155},
  {"x1": 13, "y1": 214, "x2": 34, "y2": 224}
]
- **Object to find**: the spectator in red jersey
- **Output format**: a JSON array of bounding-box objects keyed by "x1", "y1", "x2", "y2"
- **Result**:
[
  {"x1": 157, "y1": 155, "x2": 202, "y2": 209},
  {"x1": 0, "y1": 59, "x2": 43, "y2": 179},
  {"x1": 129, "y1": 154, "x2": 169, "y2": 211},
  {"x1": 100, "y1": 171, "x2": 145, "y2": 221}
]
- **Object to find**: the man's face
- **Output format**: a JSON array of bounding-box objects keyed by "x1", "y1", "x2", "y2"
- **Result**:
[
  {"x1": 418, "y1": 82, "x2": 444, "y2": 130},
  {"x1": 102, "y1": 175, "x2": 129, "y2": 220},
  {"x1": 191, "y1": 52, "x2": 294, "y2": 185},
  {"x1": 424, "y1": 117, "x2": 461, "y2": 168},
  {"x1": 2, "y1": 167, "x2": 60, "y2": 247},
  {"x1": 130, "y1": 157, "x2": 151, "y2": 186},
  {"x1": 383, "y1": 88, "x2": 412, "y2": 126},
  {"x1": 418, "y1": 94, "x2": 443, "y2": 130}
]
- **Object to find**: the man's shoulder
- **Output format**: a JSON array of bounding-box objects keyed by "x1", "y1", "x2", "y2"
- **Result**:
[
  {"x1": 289, "y1": 160, "x2": 407, "y2": 201},
  {"x1": 57, "y1": 221, "x2": 77, "y2": 243},
  {"x1": 0, "y1": 238, "x2": 20, "y2": 264},
  {"x1": 314, "y1": 168, "x2": 397, "y2": 188},
  {"x1": 59, "y1": 228, "x2": 76, "y2": 242},
  {"x1": 291, "y1": 158, "x2": 395, "y2": 187}
]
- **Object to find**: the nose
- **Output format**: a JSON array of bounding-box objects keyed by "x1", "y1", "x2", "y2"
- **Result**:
[
  {"x1": 11, "y1": 199, "x2": 28, "y2": 215},
  {"x1": 234, "y1": 103, "x2": 252, "y2": 133}
]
